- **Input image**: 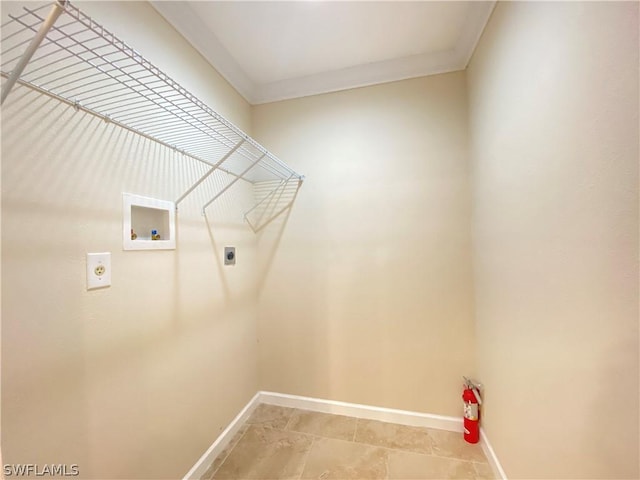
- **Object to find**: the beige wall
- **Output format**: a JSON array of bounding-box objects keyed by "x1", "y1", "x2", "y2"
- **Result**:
[
  {"x1": 4, "y1": 2, "x2": 638, "y2": 479},
  {"x1": 467, "y1": 2, "x2": 639, "y2": 479},
  {"x1": 252, "y1": 72, "x2": 476, "y2": 416},
  {"x1": 2, "y1": 2, "x2": 258, "y2": 478}
]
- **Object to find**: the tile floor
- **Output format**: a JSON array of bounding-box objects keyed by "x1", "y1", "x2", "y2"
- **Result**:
[{"x1": 201, "y1": 404, "x2": 494, "y2": 480}]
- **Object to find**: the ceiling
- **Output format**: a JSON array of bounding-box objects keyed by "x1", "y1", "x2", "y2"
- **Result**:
[{"x1": 151, "y1": 1, "x2": 496, "y2": 105}]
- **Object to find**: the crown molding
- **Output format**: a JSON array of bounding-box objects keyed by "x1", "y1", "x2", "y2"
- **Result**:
[{"x1": 151, "y1": 1, "x2": 496, "y2": 106}]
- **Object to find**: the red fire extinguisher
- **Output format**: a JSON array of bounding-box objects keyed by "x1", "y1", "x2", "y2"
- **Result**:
[{"x1": 462, "y1": 377, "x2": 482, "y2": 444}]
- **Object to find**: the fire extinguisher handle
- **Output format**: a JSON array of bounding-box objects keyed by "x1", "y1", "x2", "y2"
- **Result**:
[
  {"x1": 472, "y1": 387, "x2": 482, "y2": 405},
  {"x1": 463, "y1": 376, "x2": 483, "y2": 405}
]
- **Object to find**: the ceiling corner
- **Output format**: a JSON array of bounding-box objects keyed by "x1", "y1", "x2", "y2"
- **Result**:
[
  {"x1": 150, "y1": 1, "x2": 257, "y2": 104},
  {"x1": 457, "y1": 1, "x2": 497, "y2": 69}
]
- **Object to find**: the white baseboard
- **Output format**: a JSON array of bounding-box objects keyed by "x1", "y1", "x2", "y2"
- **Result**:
[
  {"x1": 183, "y1": 391, "x2": 506, "y2": 480},
  {"x1": 258, "y1": 391, "x2": 463, "y2": 432},
  {"x1": 182, "y1": 392, "x2": 261, "y2": 480},
  {"x1": 480, "y1": 427, "x2": 508, "y2": 480}
]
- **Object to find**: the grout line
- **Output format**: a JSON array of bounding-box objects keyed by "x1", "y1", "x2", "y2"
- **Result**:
[
  {"x1": 352, "y1": 418, "x2": 358, "y2": 442},
  {"x1": 297, "y1": 435, "x2": 315, "y2": 480},
  {"x1": 384, "y1": 445, "x2": 390, "y2": 480},
  {"x1": 376, "y1": 444, "x2": 487, "y2": 465},
  {"x1": 282, "y1": 407, "x2": 298, "y2": 432}
]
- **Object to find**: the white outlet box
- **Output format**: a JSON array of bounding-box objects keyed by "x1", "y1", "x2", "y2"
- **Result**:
[
  {"x1": 87, "y1": 252, "x2": 111, "y2": 290},
  {"x1": 123, "y1": 193, "x2": 176, "y2": 250}
]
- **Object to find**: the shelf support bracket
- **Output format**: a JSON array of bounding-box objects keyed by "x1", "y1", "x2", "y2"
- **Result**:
[
  {"x1": 1, "y1": 0, "x2": 66, "y2": 105},
  {"x1": 202, "y1": 153, "x2": 266, "y2": 215},
  {"x1": 245, "y1": 178, "x2": 303, "y2": 233},
  {"x1": 244, "y1": 174, "x2": 293, "y2": 224},
  {"x1": 175, "y1": 139, "x2": 244, "y2": 207}
]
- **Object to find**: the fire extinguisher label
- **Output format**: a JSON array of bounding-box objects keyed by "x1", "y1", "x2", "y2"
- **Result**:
[{"x1": 464, "y1": 402, "x2": 478, "y2": 421}]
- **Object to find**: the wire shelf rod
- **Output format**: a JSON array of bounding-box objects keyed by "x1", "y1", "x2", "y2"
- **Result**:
[
  {"x1": 116, "y1": 114, "x2": 235, "y2": 136},
  {"x1": 74, "y1": 67, "x2": 167, "y2": 89},
  {"x1": 252, "y1": 156, "x2": 296, "y2": 178},
  {"x1": 264, "y1": 152, "x2": 299, "y2": 177},
  {"x1": 262, "y1": 152, "x2": 295, "y2": 170},
  {"x1": 2, "y1": 5, "x2": 54, "y2": 45},
  {"x1": 37, "y1": 39, "x2": 169, "y2": 89},
  {"x1": 20, "y1": 53, "x2": 95, "y2": 83},
  {"x1": 54, "y1": 75, "x2": 162, "y2": 101},
  {"x1": 86, "y1": 88, "x2": 185, "y2": 108},
  {"x1": 0, "y1": 74, "x2": 250, "y2": 184},
  {"x1": 250, "y1": 156, "x2": 295, "y2": 179},
  {"x1": 2, "y1": 9, "x2": 44, "y2": 31},
  {"x1": 136, "y1": 131, "x2": 232, "y2": 149},
  {"x1": 82, "y1": 91, "x2": 152, "y2": 111},
  {"x1": 55, "y1": 39, "x2": 225, "y2": 139},
  {"x1": 249, "y1": 160, "x2": 289, "y2": 180},
  {"x1": 129, "y1": 123, "x2": 226, "y2": 142},
  {"x1": 244, "y1": 175, "x2": 294, "y2": 219},
  {"x1": 22, "y1": 41, "x2": 143, "y2": 74},
  {"x1": 175, "y1": 139, "x2": 245, "y2": 206},
  {"x1": 252, "y1": 153, "x2": 293, "y2": 172},
  {"x1": 202, "y1": 153, "x2": 266, "y2": 214},
  {"x1": 245, "y1": 179, "x2": 301, "y2": 234},
  {"x1": 14, "y1": 8, "x2": 224, "y2": 148},
  {"x1": 48, "y1": 63, "x2": 156, "y2": 93},
  {"x1": 2, "y1": 2, "x2": 55, "y2": 26},
  {"x1": 124, "y1": 124, "x2": 240, "y2": 157},
  {"x1": 1, "y1": 24, "x2": 42, "y2": 54},
  {"x1": 23, "y1": 39, "x2": 137, "y2": 75},
  {"x1": 54, "y1": 75, "x2": 137, "y2": 98},
  {"x1": 140, "y1": 126, "x2": 231, "y2": 144},
  {"x1": 105, "y1": 103, "x2": 213, "y2": 126},
  {"x1": 113, "y1": 110, "x2": 209, "y2": 128},
  {"x1": 3, "y1": 14, "x2": 89, "y2": 62},
  {"x1": 263, "y1": 161, "x2": 295, "y2": 178},
  {"x1": 1, "y1": 1, "x2": 66, "y2": 104},
  {"x1": 1, "y1": 0, "x2": 304, "y2": 191},
  {"x1": 246, "y1": 188, "x2": 285, "y2": 231},
  {"x1": 81, "y1": 90, "x2": 154, "y2": 110}
]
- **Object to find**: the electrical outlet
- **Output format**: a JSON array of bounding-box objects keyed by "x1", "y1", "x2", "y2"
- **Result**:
[{"x1": 87, "y1": 252, "x2": 111, "y2": 290}]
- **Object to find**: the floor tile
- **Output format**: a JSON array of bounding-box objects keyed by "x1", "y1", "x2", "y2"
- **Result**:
[
  {"x1": 286, "y1": 409, "x2": 357, "y2": 441},
  {"x1": 428, "y1": 429, "x2": 488, "y2": 463},
  {"x1": 301, "y1": 437, "x2": 388, "y2": 480},
  {"x1": 473, "y1": 461, "x2": 496, "y2": 480},
  {"x1": 246, "y1": 403, "x2": 295, "y2": 430},
  {"x1": 354, "y1": 418, "x2": 433, "y2": 454},
  {"x1": 201, "y1": 426, "x2": 248, "y2": 480},
  {"x1": 388, "y1": 450, "x2": 477, "y2": 480},
  {"x1": 213, "y1": 425, "x2": 312, "y2": 480}
]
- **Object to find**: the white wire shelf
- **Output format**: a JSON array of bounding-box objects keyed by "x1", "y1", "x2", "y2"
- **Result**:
[{"x1": 1, "y1": 0, "x2": 303, "y2": 220}]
